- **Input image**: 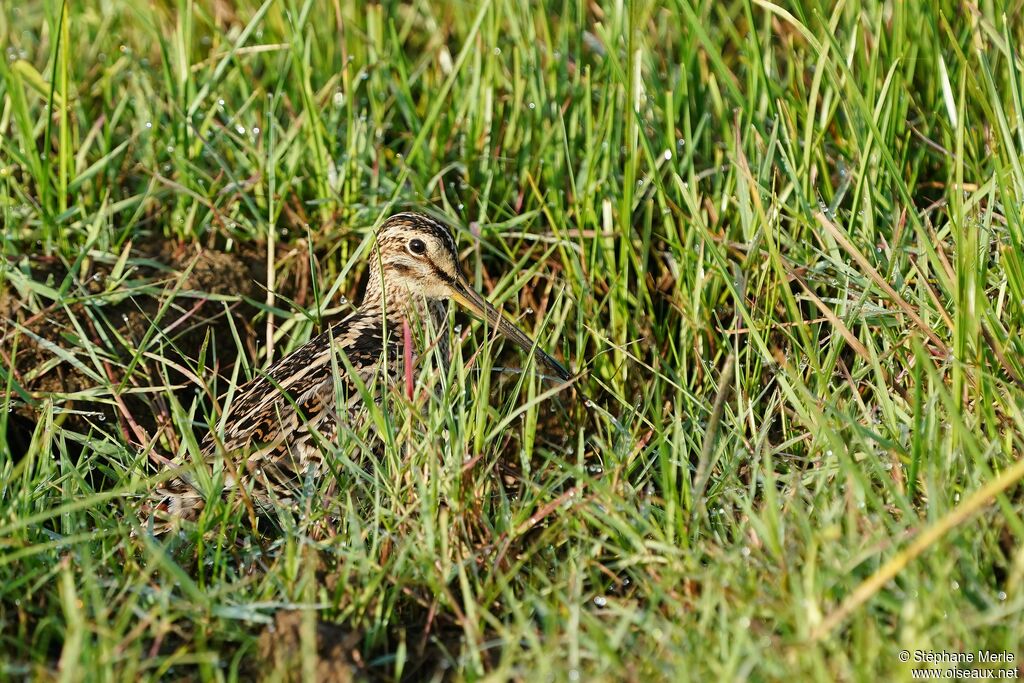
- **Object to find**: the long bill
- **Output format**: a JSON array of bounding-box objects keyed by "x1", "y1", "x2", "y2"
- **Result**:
[{"x1": 450, "y1": 278, "x2": 571, "y2": 382}]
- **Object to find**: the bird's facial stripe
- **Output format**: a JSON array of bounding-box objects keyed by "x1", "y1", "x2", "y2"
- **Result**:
[
  {"x1": 425, "y1": 257, "x2": 456, "y2": 286},
  {"x1": 378, "y1": 213, "x2": 458, "y2": 258}
]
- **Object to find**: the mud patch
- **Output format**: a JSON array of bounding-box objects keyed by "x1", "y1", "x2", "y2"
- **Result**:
[
  {"x1": 257, "y1": 611, "x2": 361, "y2": 683},
  {"x1": 0, "y1": 239, "x2": 307, "y2": 457}
]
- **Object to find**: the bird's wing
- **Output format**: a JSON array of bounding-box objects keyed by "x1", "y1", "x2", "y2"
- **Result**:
[{"x1": 203, "y1": 310, "x2": 395, "y2": 454}]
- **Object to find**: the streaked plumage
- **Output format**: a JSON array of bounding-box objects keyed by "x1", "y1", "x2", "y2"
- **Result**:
[{"x1": 144, "y1": 212, "x2": 570, "y2": 530}]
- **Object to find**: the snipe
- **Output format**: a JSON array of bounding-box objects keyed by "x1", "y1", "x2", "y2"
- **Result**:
[{"x1": 145, "y1": 212, "x2": 570, "y2": 529}]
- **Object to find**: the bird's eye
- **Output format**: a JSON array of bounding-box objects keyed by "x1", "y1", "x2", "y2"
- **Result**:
[{"x1": 408, "y1": 238, "x2": 427, "y2": 255}]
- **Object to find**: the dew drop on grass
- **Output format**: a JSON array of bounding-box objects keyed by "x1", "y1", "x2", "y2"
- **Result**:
[
  {"x1": 593, "y1": 596, "x2": 607, "y2": 607},
  {"x1": 528, "y1": 102, "x2": 536, "y2": 110},
  {"x1": 998, "y1": 591, "x2": 1007, "y2": 601},
  {"x1": 524, "y1": 308, "x2": 533, "y2": 315},
  {"x1": 144, "y1": 121, "x2": 152, "y2": 129},
  {"x1": 236, "y1": 125, "x2": 246, "y2": 135},
  {"x1": 951, "y1": 580, "x2": 960, "y2": 591},
  {"x1": 663, "y1": 149, "x2": 672, "y2": 160}
]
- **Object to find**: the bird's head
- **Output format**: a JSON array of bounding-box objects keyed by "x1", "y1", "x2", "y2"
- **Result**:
[{"x1": 362, "y1": 212, "x2": 570, "y2": 381}]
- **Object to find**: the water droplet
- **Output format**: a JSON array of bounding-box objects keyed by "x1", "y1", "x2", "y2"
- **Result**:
[
  {"x1": 663, "y1": 149, "x2": 672, "y2": 160},
  {"x1": 493, "y1": 47, "x2": 501, "y2": 55},
  {"x1": 593, "y1": 596, "x2": 607, "y2": 607},
  {"x1": 144, "y1": 121, "x2": 152, "y2": 129},
  {"x1": 252, "y1": 126, "x2": 261, "y2": 136},
  {"x1": 951, "y1": 580, "x2": 960, "y2": 590},
  {"x1": 217, "y1": 98, "x2": 225, "y2": 106},
  {"x1": 528, "y1": 102, "x2": 536, "y2": 110},
  {"x1": 236, "y1": 125, "x2": 246, "y2": 135},
  {"x1": 524, "y1": 308, "x2": 533, "y2": 315},
  {"x1": 998, "y1": 591, "x2": 1007, "y2": 601},
  {"x1": 584, "y1": 399, "x2": 593, "y2": 408}
]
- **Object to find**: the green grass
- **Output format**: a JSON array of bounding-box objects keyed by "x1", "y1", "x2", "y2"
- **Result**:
[{"x1": 2, "y1": 0, "x2": 1024, "y2": 680}]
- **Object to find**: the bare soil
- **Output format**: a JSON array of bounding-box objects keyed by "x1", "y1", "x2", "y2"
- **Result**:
[{"x1": 0, "y1": 239, "x2": 295, "y2": 457}]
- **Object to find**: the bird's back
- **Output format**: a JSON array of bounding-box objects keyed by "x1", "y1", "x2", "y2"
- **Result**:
[{"x1": 150, "y1": 308, "x2": 404, "y2": 526}]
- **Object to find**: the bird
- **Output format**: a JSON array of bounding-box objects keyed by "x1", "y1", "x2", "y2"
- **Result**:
[{"x1": 143, "y1": 212, "x2": 571, "y2": 531}]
